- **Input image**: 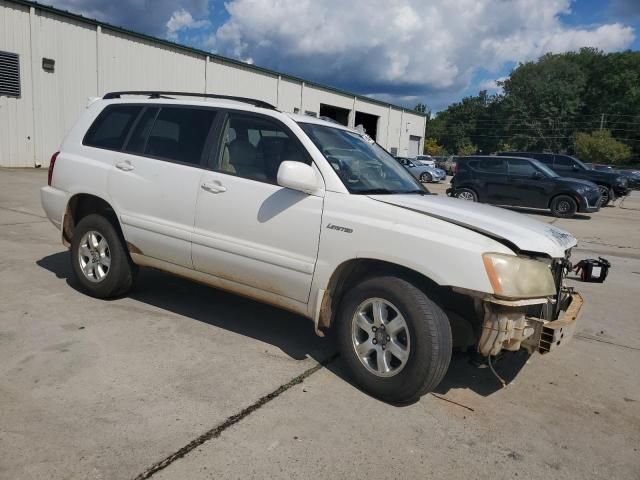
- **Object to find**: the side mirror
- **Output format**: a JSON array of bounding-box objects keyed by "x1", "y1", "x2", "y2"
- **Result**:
[
  {"x1": 532, "y1": 171, "x2": 544, "y2": 180},
  {"x1": 277, "y1": 161, "x2": 320, "y2": 194}
]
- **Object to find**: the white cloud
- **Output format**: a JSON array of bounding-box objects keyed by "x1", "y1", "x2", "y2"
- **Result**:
[
  {"x1": 206, "y1": 0, "x2": 635, "y2": 107},
  {"x1": 478, "y1": 76, "x2": 508, "y2": 93},
  {"x1": 166, "y1": 8, "x2": 210, "y2": 40}
]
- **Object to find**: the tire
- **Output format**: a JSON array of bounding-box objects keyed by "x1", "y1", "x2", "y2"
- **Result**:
[
  {"x1": 420, "y1": 172, "x2": 433, "y2": 183},
  {"x1": 550, "y1": 195, "x2": 578, "y2": 218},
  {"x1": 454, "y1": 188, "x2": 477, "y2": 202},
  {"x1": 70, "y1": 213, "x2": 137, "y2": 298},
  {"x1": 336, "y1": 276, "x2": 452, "y2": 403},
  {"x1": 597, "y1": 185, "x2": 612, "y2": 207}
]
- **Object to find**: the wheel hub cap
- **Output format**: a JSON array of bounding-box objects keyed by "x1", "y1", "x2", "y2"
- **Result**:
[
  {"x1": 351, "y1": 298, "x2": 410, "y2": 378},
  {"x1": 78, "y1": 230, "x2": 111, "y2": 283}
]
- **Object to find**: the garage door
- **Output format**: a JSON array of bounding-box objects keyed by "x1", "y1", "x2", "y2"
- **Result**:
[{"x1": 408, "y1": 135, "x2": 420, "y2": 158}]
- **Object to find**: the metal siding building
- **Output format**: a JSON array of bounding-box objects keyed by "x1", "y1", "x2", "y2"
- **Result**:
[{"x1": 0, "y1": 0, "x2": 426, "y2": 167}]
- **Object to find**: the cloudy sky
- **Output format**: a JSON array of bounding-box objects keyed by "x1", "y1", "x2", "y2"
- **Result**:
[{"x1": 45, "y1": 0, "x2": 639, "y2": 111}]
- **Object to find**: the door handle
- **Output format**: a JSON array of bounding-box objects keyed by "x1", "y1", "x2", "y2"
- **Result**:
[
  {"x1": 201, "y1": 181, "x2": 226, "y2": 193},
  {"x1": 115, "y1": 161, "x2": 134, "y2": 172}
]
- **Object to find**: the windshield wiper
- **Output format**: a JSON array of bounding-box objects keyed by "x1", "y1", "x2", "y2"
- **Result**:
[
  {"x1": 357, "y1": 188, "x2": 429, "y2": 195},
  {"x1": 355, "y1": 188, "x2": 395, "y2": 194}
]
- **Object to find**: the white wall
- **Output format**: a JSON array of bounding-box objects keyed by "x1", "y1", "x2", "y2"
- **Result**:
[
  {"x1": 30, "y1": 10, "x2": 97, "y2": 163},
  {"x1": 0, "y1": 1, "x2": 34, "y2": 167},
  {"x1": 99, "y1": 30, "x2": 204, "y2": 93},
  {"x1": 0, "y1": 0, "x2": 426, "y2": 166}
]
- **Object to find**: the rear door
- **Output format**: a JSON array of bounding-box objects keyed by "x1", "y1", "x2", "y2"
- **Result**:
[
  {"x1": 192, "y1": 111, "x2": 324, "y2": 303},
  {"x1": 469, "y1": 157, "x2": 508, "y2": 203},
  {"x1": 104, "y1": 104, "x2": 218, "y2": 267}
]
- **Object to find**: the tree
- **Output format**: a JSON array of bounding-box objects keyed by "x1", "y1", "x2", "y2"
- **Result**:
[
  {"x1": 424, "y1": 137, "x2": 445, "y2": 155},
  {"x1": 574, "y1": 130, "x2": 631, "y2": 165},
  {"x1": 457, "y1": 140, "x2": 477, "y2": 156},
  {"x1": 414, "y1": 103, "x2": 429, "y2": 115}
]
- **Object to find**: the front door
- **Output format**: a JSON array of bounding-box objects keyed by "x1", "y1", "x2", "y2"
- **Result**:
[
  {"x1": 192, "y1": 111, "x2": 324, "y2": 303},
  {"x1": 505, "y1": 158, "x2": 552, "y2": 208}
]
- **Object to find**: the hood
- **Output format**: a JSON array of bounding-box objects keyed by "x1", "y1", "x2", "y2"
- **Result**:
[
  {"x1": 556, "y1": 177, "x2": 599, "y2": 189},
  {"x1": 369, "y1": 194, "x2": 577, "y2": 258}
]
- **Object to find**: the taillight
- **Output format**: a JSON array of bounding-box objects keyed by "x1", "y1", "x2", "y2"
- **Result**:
[{"x1": 48, "y1": 152, "x2": 60, "y2": 186}]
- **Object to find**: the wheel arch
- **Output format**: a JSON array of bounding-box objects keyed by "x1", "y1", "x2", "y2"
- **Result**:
[
  {"x1": 62, "y1": 193, "x2": 127, "y2": 249},
  {"x1": 548, "y1": 192, "x2": 580, "y2": 210},
  {"x1": 317, "y1": 258, "x2": 447, "y2": 332}
]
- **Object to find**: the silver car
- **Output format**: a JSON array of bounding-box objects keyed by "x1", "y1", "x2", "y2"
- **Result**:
[{"x1": 396, "y1": 157, "x2": 446, "y2": 183}]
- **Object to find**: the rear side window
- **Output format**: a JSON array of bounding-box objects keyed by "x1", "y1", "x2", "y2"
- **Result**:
[
  {"x1": 554, "y1": 155, "x2": 574, "y2": 169},
  {"x1": 125, "y1": 107, "x2": 159, "y2": 154},
  {"x1": 144, "y1": 107, "x2": 216, "y2": 165},
  {"x1": 84, "y1": 105, "x2": 142, "y2": 150},
  {"x1": 469, "y1": 158, "x2": 505, "y2": 174}
]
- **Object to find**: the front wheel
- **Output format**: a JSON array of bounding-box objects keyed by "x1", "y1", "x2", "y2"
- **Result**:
[
  {"x1": 70, "y1": 214, "x2": 137, "y2": 298},
  {"x1": 597, "y1": 185, "x2": 612, "y2": 207},
  {"x1": 550, "y1": 195, "x2": 578, "y2": 218},
  {"x1": 420, "y1": 172, "x2": 433, "y2": 183},
  {"x1": 336, "y1": 276, "x2": 452, "y2": 403}
]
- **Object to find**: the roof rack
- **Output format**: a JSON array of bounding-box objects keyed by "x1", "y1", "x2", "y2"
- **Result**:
[{"x1": 102, "y1": 91, "x2": 277, "y2": 110}]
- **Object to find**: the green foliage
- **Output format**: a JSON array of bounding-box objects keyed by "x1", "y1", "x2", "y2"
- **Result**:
[
  {"x1": 414, "y1": 103, "x2": 429, "y2": 115},
  {"x1": 425, "y1": 48, "x2": 640, "y2": 163},
  {"x1": 457, "y1": 140, "x2": 477, "y2": 156},
  {"x1": 424, "y1": 137, "x2": 445, "y2": 155},
  {"x1": 574, "y1": 130, "x2": 632, "y2": 165}
]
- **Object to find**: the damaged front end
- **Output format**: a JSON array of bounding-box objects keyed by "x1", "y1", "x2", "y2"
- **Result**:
[{"x1": 473, "y1": 254, "x2": 583, "y2": 357}]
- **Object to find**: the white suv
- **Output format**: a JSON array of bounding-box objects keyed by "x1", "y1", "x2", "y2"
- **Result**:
[{"x1": 41, "y1": 91, "x2": 583, "y2": 402}]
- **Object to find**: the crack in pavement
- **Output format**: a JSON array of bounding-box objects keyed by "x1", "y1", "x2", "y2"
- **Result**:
[
  {"x1": 133, "y1": 352, "x2": 340, "y2": 480},
  {"x1": 1, "y1": 220, "x2": 49, "y2": 226},
  {"x1": 0, "y1": 205, "x2": 47, "y2": 219},
  {"x1": 575, "y1": 334, "x2": 640, "y2": 352}
]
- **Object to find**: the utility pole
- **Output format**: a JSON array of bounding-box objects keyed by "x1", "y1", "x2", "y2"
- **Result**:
[{"x1": 600, "y1": 113, "x2": 605, "y2": 131}]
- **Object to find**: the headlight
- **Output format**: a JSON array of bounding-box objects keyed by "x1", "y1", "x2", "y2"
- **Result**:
[
  {"x1": 482, "y1": 253, "x2": 556, "y2": 299},
  {"x1": 616, "y1": 177, "x2": 628, "y2": 186}
]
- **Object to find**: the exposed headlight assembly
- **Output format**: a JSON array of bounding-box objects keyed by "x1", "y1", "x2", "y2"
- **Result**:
[{"x1": 483, "y1": 253, "x2": 556, "y2": 299}]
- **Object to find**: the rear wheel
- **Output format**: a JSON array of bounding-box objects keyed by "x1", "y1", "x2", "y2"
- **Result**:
[
  {"x1": 420, "y1": 172, "x2": 433, "y2": 183},
  {"x1": 455, "y1": 188, "x2": 477, "y2": 201},
  {"x1": 550, "y1": 195, "x2": 577, "y2": 218},
  {"x1": 71, "y1": 214, "x2": 137, "y2": 298},
  {"x1": 336, "y1": 276, "x2": 452, "y2": 403},
  {"x1": 597, "y1": 185, "x2": 612, "y2": 207}
]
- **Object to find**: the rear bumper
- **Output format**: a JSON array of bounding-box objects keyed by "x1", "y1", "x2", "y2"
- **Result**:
[{"x1": 40, "y1": 186, "x2": 68, "y2": 230}]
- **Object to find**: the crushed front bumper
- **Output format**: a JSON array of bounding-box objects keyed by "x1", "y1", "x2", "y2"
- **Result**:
[{"x1": 477, "y1": 292, "x2": 583, "y2": 357}]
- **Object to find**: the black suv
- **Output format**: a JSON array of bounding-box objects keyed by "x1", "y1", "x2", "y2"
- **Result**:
[
  {"x1": 496, "y1": 152, "x2": 630, "y2": 206},
  {"x1": 447, "y1": 156, "x2": 601, "y2": 217}
]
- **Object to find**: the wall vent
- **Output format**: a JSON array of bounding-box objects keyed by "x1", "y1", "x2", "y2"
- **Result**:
[{"x1": 0, "y1": 51, "x2": 21, "y2": 98}]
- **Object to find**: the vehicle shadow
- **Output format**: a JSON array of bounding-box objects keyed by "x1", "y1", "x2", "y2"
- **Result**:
[
  {"x1": 36, "y1": 251, "x2": 523, "y2": 403},
  {"x1": 434, "y1": 350, "x2": 530, "y2": 397}
]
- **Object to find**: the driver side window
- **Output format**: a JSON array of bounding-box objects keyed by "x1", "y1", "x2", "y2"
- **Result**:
[
  {"x1": 554, "y1": 156, "x2": 574, "y2": 170},
  {"x1": 217, "y1": 113, "x2": 310, "y2": 183}
]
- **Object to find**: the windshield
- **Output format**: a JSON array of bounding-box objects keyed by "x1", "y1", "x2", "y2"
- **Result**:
[
  {"x1": 531, "y1": 159, "x2": 559, "y2": 177},
  {"x1": 299, "y1": 123, "x2": 427, "y2": 194}
]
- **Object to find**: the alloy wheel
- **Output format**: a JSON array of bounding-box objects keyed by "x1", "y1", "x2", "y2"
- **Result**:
[
  {"x1": 77, "y1": 230, "x2": 111, "y2": 283},
  {"x1": 351, "y1": 298, "x2": 410, "y2": 377}
]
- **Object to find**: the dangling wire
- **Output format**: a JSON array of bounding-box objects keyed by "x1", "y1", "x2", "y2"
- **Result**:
[{"x1": 487, "y1": 355, "x2": 507, "y2": 387}]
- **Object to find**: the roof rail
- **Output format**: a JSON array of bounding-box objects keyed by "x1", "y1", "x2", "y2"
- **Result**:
[{"x1": 102, "y1": 91, "x2": 277, "y2": 110}]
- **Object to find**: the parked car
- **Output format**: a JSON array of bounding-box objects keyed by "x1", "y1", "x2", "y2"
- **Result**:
[
  {"x1": 395, "y1": 156, "x2": 446, "y2": 183},
  {"x1": 41, "y1": 91, "x2": 585, "y2": 403},
  {"x1": 496, "y1": 152, "x2": 630, "y2": 206},
  {"x1": 433, "y1": 155, "x2": 449, "y2": 170},
  {"x1": 414, "y1": 154, "x2": 436, "y2": 167},
  {"x1": 447, "y1": 156, "x2": 601, "y2": 217},
  {"x1": 615, "y1": 169, "x2": 640, "y2": 190}
]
